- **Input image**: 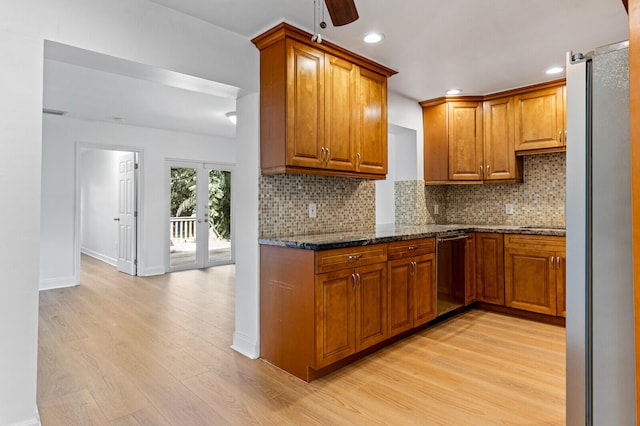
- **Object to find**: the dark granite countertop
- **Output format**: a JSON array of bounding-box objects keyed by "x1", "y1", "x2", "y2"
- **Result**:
[{"x1": 258, "y1": 224, "x2": 566, "y2": 251}]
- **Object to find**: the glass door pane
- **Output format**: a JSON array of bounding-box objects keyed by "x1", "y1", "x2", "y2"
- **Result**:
[
  {"x1": 169, "y1": 167, "x2": 198, "y2": 269},
  {"x1": 206, "y1": 169, "x2": 232, "y2": 265}
]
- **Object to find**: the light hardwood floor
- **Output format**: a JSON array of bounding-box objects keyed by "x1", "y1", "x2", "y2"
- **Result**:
[{"x1": 38, "y1": 255, "x2": 566, "y2": 425}]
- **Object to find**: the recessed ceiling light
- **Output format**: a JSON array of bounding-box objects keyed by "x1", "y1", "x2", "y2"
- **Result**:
[
  {"x1": 546, "y1": 67, "x2": 564, "y2": 75},
  {"x1": 364, "y1": 33, "x2": 384, "y2": 44},
  {"x1": 446, "y1": 89, "x2": 462, "y2": 95},
  {"x1": 225, "y1": 111, "x2": 237, "y2": 125}
]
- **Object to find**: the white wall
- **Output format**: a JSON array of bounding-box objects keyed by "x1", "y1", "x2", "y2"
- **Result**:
[
  {"x1": 41, "y1": 115, "x2": 236, "y2": 286},
  {"x1": 0, "y1": 1, "x2": 257, "y2": 423},
  {"x1": 376, "y1": 93, "x2": 423, "y2": 225},
  {"x1": 388, "y1": 91, "x2": 424, "y2": 181},
  {"x1": 376, "y1": 133, "x2": 396, "y2": 225},
  {"x1": 80, "y1": 149, "x2": 123, "y2": 266}
]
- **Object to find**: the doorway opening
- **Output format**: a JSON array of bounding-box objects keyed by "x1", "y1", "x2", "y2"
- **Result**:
[
  {"x1": 167, "y1": 160, "x2": 234, "y2": 272},
  {"x1": 77, "y1": 145, "x2": 143, "y2": 277}
]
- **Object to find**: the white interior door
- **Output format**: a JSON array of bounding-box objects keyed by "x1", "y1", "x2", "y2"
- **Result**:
[{"x1": 117, "y1": 152, "x2": 137, "y2": 275}]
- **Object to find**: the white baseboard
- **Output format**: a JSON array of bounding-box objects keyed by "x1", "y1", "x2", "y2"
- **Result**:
[
  {"x1": 39, "y1": 275, "x2": 78, "y2": 291},
  {"x1": 80, "y1": 247, "x2": 117, "y2": 266},
  {"x1": 140, "y1": 265, "x2": 164, "y2": 276},
  {"x1": 10, "y1": 406, "x2": 40, "y2": 425},
  {"x1": 231, "y1": 332, "x2": 259, "y2": 359}
]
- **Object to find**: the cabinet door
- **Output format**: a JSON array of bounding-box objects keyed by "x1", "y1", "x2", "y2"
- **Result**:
[
  {"x1": 448, "y1": 101, "x2": 483, "y2": 181},
  {"x1": 286, "y1": 40, "x2": 325, "y2": 168},
  {"x1": 325, "y1": 54, "x2": 357, "y2": 171},
  {"x1": 504, "y1": 247, "x2": 557, "y2": 315},
  {"x1": 356, "y1": 68, "x2": 387, "y2": 175},
  {"x1": 354, "y1": 263, "x2": 387, "y2": 351},
  {"x1": 465, "y1": 234, "x2": 477, "y2": 305},
  {"x1": 514, "y1": 86, "x2": 564, "y2": 151},
  {"x1": 316, "y1": 269, "x2": 355, "y2": 367},
  {"x1": 556, "y1": 253, "x2": 566, "y2": 318},
  {"x1": 483, "y1": 97, "x2": 522, "y2": 181},
  {"x1": 423, "y1": 103, "x2": 449, "y2": 183},
  {"x1": 413, "y1": 253, "x2": 437, "y2": 327},
  {"x1": 475, "y1": 233, "x2": 505, "y2": 305},
  {"x1": 387, "y1": 258, "x2": 413, "y2": 337}
]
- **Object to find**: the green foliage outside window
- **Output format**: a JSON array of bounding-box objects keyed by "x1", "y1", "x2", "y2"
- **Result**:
[{"x1": 170, "y1": 168, "x2": 231, "y2": 241}]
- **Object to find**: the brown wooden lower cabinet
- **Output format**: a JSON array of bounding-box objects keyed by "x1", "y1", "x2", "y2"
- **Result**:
[
  {"x1": 475, "y1": 233, "x2": 505, "y2": 305},
  {"x1": 504, "y1": 234, "x2": 566, "y2": 317},
  {"x1": 465, "y1": 233, "x2": 477, "y2": 305},
  {"x1": 387, "y1": 253, "x2": 437, "y2": 337},
  {"x1": 260, "y1": 232, "x2": 565, "y2": 381},
  {"x1": 316, "y1": 262, "x2": 387, "y2": 368}
]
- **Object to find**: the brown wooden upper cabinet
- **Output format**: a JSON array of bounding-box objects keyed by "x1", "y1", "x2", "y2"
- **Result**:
[
  {"x1": 421, "y1": 80, "x2": 564, "y2": 185},
  {"x1": 421, "y1": 97, "x2": 522, "y2": 184},
  {"x1": 483, "y1": 97, "x2": 524, "y2": 181},
  {"x1": 252, "y1": 23, "x2": 397, "y2": 180},
  {"x1": 514, "y1": 83, "x2": 566, "y2": 153}
]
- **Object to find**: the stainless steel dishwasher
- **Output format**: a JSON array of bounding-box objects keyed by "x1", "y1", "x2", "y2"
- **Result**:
[{"x1": 436, "y1": 233, "x2": 468, "y2": 317}]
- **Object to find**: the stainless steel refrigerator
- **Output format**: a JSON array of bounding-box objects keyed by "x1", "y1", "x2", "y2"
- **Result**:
[{"x1": 566, "y1": 41, "x2": 636, "y2": 424}]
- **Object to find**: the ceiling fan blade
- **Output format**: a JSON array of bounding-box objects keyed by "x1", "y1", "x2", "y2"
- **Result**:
[{"x1": 324, "y1": 0, "x2": 359, "y2": 26}]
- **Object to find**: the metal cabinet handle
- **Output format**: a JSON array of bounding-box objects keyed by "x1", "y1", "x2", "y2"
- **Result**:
[
  {"x1": 551, "y1": 256, "x2": 555, "y2": 269},
  {"x1": 486, "y1": 165, "x2": 490, "y2": 174},
  {"x1": 321, "y1": 147, "x2": 326, "y2": 164},
  {"x1": 357, "y1": 273, "x2": 361, "y2": 289},
  {"x1": 409, "y1": 261, "x2": 417, "y2": 277},
  {"x1": 480, "y1": 165, "x2": 483, "y2": 175},
  {"x1": 559, "y1": 131, "x2": 563, "y2": 143},
  {"x1": 351, "y1": 273, "x2": 357, "y2": 290},
  {"x1": 348, "y1": 254, "x2": 361, "y2": 261},
  {"x1": 357, "y1": 152, "x2": 361, "y2": 166},
  {"x1": 565, "y1": 130, "x2": 568, "y2": 144},
  {"x1": 326, "y1": 147, "x2": 330, "y2": 163}
]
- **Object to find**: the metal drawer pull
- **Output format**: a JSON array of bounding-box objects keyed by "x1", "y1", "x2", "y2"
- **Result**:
[
  {"x1": 408, "y1": 245, "x2": 417, "y2": 251},
  {"x1": 352, "y1": 273, "x2": 357, "y2": 290},
  {"x1": 357, "y1": 273, "x2": 361, "y2": 289},
  {"x1": 348, "y1": 254, "x2": 362, "y2": 261}
]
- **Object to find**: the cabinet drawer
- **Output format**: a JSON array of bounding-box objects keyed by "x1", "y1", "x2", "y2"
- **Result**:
[
  {"x1": 387, "y1": 238, "x2": 435, "y2": 260},
  {"x1": 316, "y1": 244, "x2": 387, "y2": 274},
  {"x1": 504, "y1": 234, "x2": 565, "y2": 250}
]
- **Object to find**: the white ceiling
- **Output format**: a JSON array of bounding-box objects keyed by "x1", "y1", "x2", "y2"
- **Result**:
[
  {"x1": 149, "y1": 0, "x2": 629, "y2": 99},
  {"x1": 43, "y1": 0, "x2": 629, "y2": 137}
]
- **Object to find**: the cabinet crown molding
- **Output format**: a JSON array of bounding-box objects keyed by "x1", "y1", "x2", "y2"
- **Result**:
[{"x1": 252, "y1": 22, "x2": 398, "y2": 78}]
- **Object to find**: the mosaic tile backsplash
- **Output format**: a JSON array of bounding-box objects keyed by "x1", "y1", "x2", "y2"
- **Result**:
[
  {"x1": 396, "y1": 181, "x2": 447, "y2": 225},
  {"x1": 259, "y1": 152, "x2": 565, "y2": 237},
  {"x1": 259, "y1": 174, "x2": 376, "y2": 237},
  {"x1": 442, "y1": 152, "x2": 566, "y2": 226}
]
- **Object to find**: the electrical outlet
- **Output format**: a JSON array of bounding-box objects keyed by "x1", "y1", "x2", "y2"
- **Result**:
[
  {"x1": 308, "y1": 203, "x2": 317, "y2": 218},
  {"x1": 505, "y1": 204, "x2": 514, "y2": 215},
  {"x1": 434, "y1": 204, "x2": 439, "y2": 215}
]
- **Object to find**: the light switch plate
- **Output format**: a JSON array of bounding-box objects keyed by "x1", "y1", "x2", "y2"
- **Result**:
[
  {"x1": 434, "y1": 204, "x2": 439, "y2": 215},
  {"x1": 308, "y1": 203, "x2": 317, "y2": 218},
  {"x1": 505, "y1": 204, "x2": 514, "y2": 215}
]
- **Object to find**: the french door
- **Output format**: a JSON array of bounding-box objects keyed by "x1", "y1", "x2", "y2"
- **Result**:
[{"x1": 167, "y1": 161, "x2": 234, "y2": 272}]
